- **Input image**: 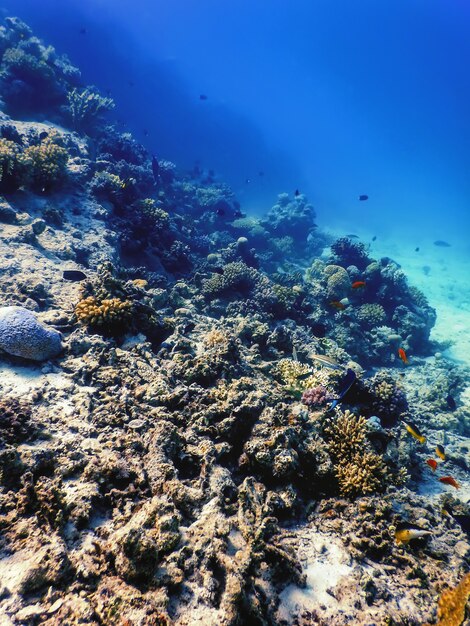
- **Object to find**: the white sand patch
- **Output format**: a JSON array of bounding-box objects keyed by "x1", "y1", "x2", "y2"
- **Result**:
[{"x1": 277, "y1": 528, "x2": 353, "y2": 622}]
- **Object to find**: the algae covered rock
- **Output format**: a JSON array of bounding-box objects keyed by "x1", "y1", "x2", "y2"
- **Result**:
[{"x1": 0, "y1": 305, "x2": 62, "y2": 361}]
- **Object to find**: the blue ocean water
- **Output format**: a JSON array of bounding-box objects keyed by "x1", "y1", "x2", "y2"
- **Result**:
[{"x1": 7, "y1": 0, "x2": 470, "y2": 241}]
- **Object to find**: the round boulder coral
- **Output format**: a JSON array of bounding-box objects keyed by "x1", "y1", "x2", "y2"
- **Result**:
[{"x1": 0, "y1": 306, "x2": 62, "y2": 361}]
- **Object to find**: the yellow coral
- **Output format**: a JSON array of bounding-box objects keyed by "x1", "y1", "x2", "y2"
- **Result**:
[
  {"x1": 325, "y1": 409, "x2": 386, "y2": 498},
  {"x1": 22, "y1": 136, "x2": 69, "y2": 189},
  {"x1": 335, "y1": 451, "x2": 384, "y2": 497},
  {"x1": 75, "y1": 296, "x2": 133, "y2": 328},
  {"x1": 423, "y1": 572, "x2": 470, "y2": 626},
  {"x1": 324, "y1": 410, "x2": 367, "y2": 460},
  {"x1": 275, "y1": 358, "x2": 319, "y2": 390}
]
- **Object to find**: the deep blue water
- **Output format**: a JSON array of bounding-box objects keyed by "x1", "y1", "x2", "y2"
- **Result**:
[{"x1": 6, "y1": 0, "x2": 470, "y2": 245}]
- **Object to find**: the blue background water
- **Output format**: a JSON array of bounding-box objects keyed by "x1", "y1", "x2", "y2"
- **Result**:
[{"x1": 5, "y1": 0, "x2": 470, "y2": 245}]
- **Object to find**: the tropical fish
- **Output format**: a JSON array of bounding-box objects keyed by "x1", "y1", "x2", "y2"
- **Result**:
[
  {"x1": 434, "y1": 240, "x2": 451, "y2": 247},
  {"x1": 439, "y1": 476, "x2": 460, "y2": 489},
  {"x1": 435, "y1": 444, "x2": 446, "y2": 461},
  {"x1": 292, "y1": 345, "x2": 299, "y2": 363},
  {"x1": 395, "y1": 526, "x2": 432, "y2": 545},
  {"x1": 63, "y1": 270, "x2": 86, "y2": 282},
  {"x1": 398, "y1": 348, "x2": 408, "y2": 364},
  {"x1": 446, "y1": 395, "x2": 457, "y2": 411},
  {"x1": 352, "y1": 281, "x2": 366, "y2": 289},
  {"x1": 152, "y1": 155, "x2": 160, "y2": 182},
  {"x1": 358, "y1": 194, "x2": 369, "y2": 201},
  {"x1": 452, "y1": 514, "x2": 470, "y2": 535},
  {"x1": 372, "y1": 236, "x2": 377, "y2": 241},
  {"x1": 309, "y1": 354, "x2": 344, "y2": 370},
  {"x1": 329, "y1": 300, "x2": 346, "y2": 310},
  {"x1": 402, "y1": 420, "x2": 426, "y2": 444},
  {"x1": 310, "y1": 322, "x2": 327, "y2": 338},
  {"x1": 199, "y1": 94, "x2": 208, "y2": 100},
  {"x1": 329, "y1": 368, "x2": 356, "y2": 409},
  {"x1": 415, "y1": 247, "x2": 420, "y2": 252},
  {"x1": 426, "y1": 459, "x2": 438, "y2": 471},
  {"x1": 296, "y1": 370, "x2": 314, "y2": 381}
]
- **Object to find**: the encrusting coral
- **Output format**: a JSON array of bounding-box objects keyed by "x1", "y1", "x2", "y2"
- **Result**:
[{"x1": 423, "y1": 572, "x2": 470, "y2": 626}]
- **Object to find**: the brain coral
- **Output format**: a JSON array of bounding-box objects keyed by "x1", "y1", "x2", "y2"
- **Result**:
[{"x1": 0, "y1": 306, "x2": 62, "y2": 361}]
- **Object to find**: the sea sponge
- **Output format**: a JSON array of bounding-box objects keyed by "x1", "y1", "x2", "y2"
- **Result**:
[
  {"x1": 356, "y1": 303, "x2": 386, "y2": 327},
  {"x1": 75, "y1": 296, "x2": 133, "y2": 332},
  {"x1": 324, "y1": 264, "x2": 350, "y2": 300},
  {"x1": 0, "y1": 306, "x2": 62, "y2": 361},
  {"x1": 22, "y1": 135, "x2": 69, "y2": 190},
  {"x1": 423, "y1": 572, "x2": 470, "y2": 626}
]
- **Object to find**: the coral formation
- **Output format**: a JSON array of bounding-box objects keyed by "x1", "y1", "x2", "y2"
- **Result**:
[
  {"x1": 75, "y1": 296, "x2": 133, "y2": 333},
  {"x1": 423, "y1": 572, "x2": 470, "y2": 626},
  {"x1": 66, "y1": 86, "x2": 115, "y2": 131},
  {"x1": 0, "y1": 305, "x2": 62, "y2": 361}
]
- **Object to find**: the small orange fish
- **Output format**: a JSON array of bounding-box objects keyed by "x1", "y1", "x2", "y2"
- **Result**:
[
  {"x1": 329, "y1": 301, "x2": 346, "y2": 310},
  {"x1": 426, "y1": 459, "x2": 438, "y2": 471},
  {"x1": 398, "y1": 348, "x2": 408, "y2": 364},
  {"x1": 439, "y1": 476, "x2": 460, "y2": 489},
  {"x1": 352, "y1": 281, "x2": 366, "y2": 289}
]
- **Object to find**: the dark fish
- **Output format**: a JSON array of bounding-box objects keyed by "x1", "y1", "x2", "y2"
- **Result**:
[
  {"x1": 296, "y1": 370, "x2": 314, "y2": 381},
  {"x1": 216, "y1": 208, "x2": 225, "y2": 216},
  {"x1": 446, "y1": 395, "x2": 457, "y2": 411},
  {"x1": 152, "y1": 156, "x2": 160, "y2": 182},
  {"x1": 453, "y1": 514, "x2": 470, "y2": 535},
  {"x1": 245, "y1": 178, "x2": 251, "y2": 184},
  {"x1": 212, "y1": 267, "x2": 224, "y2": 275},
  {"x1": 434, "y1": 240, "x2": 451, "y2": 247},
  {"x1": 330, "y1": 368, "x2": 356, "y2": 409},
  {"x1": 372, "y1": 235, "x2": 377, "y2": 241},
  {"x1": 199, "y1": 94, "x2": 208, "y2": 100},
  {"x1": 38, "y1": 131, "x2": 49, "y2": 141},
  {"x1": 415, "y1": 247, "x2": 420, "y2": 252},
  {"x1": 79, "y1": 27, "x2": 87, "y2": 35},
  {"x1": 258, "y1": 171, "x2": 264, "y2": 177},
  {"x1": 63, "y1": 270, "x2": 87, "y2": 282},
  {"x1": 128, "y1": 80, "x2": 135, "y2": 87},
  {"x1": 143, "y1": 129, "x2": 149, "y2": 136},
  {"x1": 310, "y1": 322, "x2": 327, "y2": 338},
  {"x1": 294, "y1": 189, "x2": 300, "y2": 197},
  {"x1": 358, "y1": 194, "x2": 368, "y2": 201}
]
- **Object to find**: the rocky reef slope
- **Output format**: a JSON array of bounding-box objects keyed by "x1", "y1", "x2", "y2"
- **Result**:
[{"x1": 0, "y1": 17, "x2": 469, "y2": 626}]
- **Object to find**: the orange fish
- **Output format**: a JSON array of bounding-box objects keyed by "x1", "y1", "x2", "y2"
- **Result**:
[
  {"x1": 439, "y1": 476, "x2": 460, "y2": 489},
  {"x1": 426, "y1": 459, "x2": 438, "y2": 471},
  {"x1": 329, "y1": 301, "x2": 346, "y2": 310},
  {"x1": 398, "y1": 348, "x2": 408, "y2": 364},
  {"x1": 352, "y1": 281, "x2": 366, "y2": 289}
]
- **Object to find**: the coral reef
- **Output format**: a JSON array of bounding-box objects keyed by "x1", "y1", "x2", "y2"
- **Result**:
[
  {"x1": 423, "y1": 572, "x2": 470, "y2": 626},
  {"x1": 0, "y1": 15, "x2": 467, "y2": 626}
]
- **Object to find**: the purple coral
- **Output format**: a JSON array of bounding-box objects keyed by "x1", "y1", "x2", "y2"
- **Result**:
[{"x1": 301, "y1": 385, "x2": 329, "y2": 408}]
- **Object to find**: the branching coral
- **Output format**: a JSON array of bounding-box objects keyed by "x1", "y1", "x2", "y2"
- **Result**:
[
  {"x1": 22, "y1": 135, "x2": 69, "y2": 190},
  {"x1": 202, "y1": 261, "x2": 259, "y2": 297},
  {"x1": 324, "y1": 264, "x2": 350, "y2": 300},
  {"x1": 274, "y1": 358, "x2": 318, "y2": 391},
  {"x1": 356, "y1": 303, "x2": 386, "y2": 328},
  {"x1": 75, "y1": 296, "x2": 133, "y2": 333},
  {"x1": 67, "y1": 86, "x2": 115, "y2": 131},
  {"x1": 324, "y1": 409, "x2": 386, "y2": 497},
  {"x1": 0, "y1": 137, "x2": 24, "y2": 192}
]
